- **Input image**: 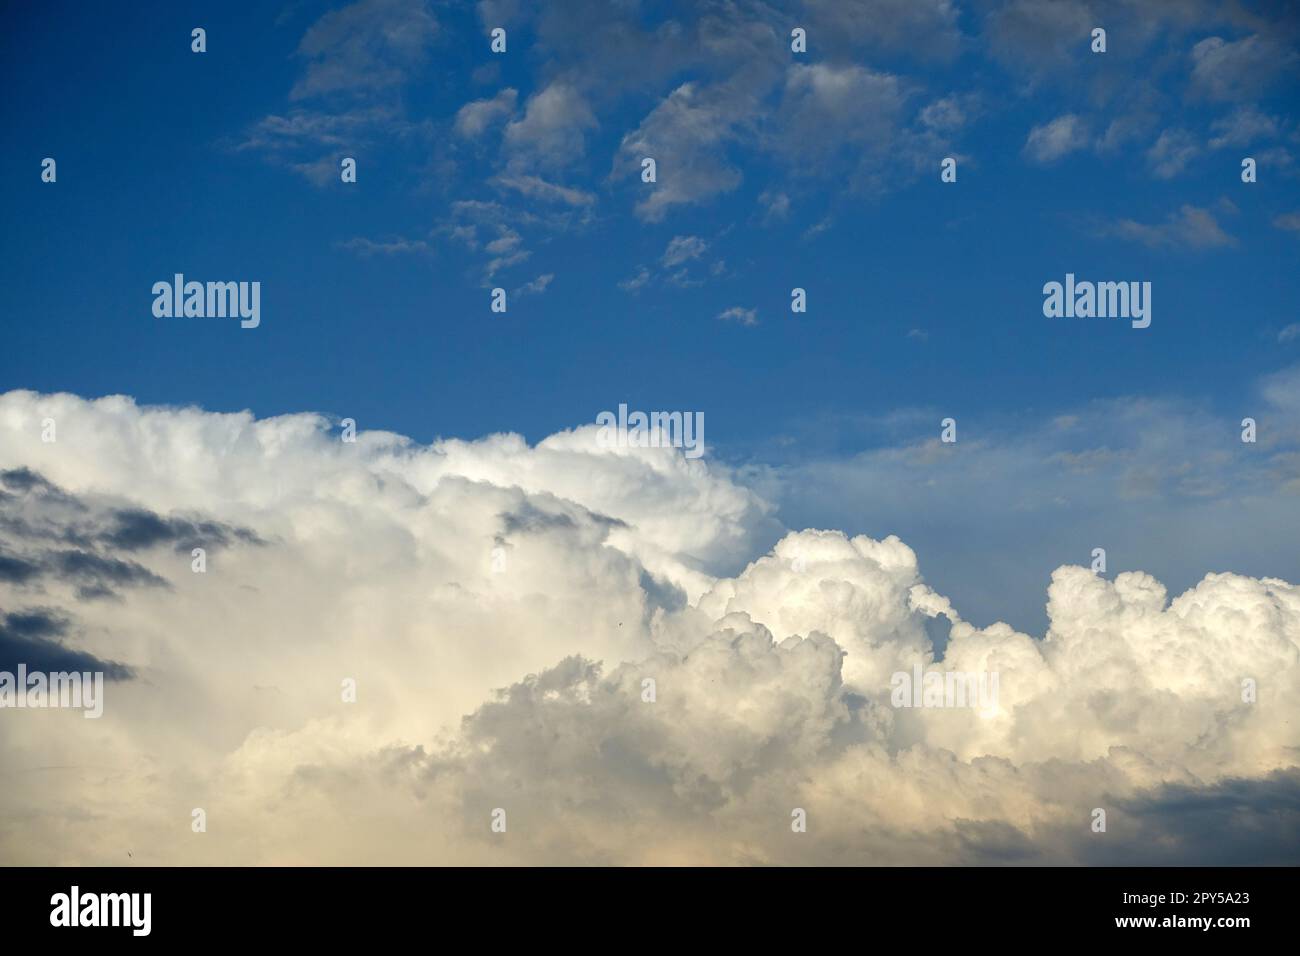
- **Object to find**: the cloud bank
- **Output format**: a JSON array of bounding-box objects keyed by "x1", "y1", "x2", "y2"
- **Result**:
[{"x1": 0, "y1": 390, "x2": 1297, "y2": 864}]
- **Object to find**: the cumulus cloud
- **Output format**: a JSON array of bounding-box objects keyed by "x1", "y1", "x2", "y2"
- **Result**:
[
  {"x1": 503, "y1": 82, "x2": 597, "y2": 170},
  {"x1": 616, "y1": 82, "x2": 749, "y2": 221},
  {"x1": 1024, "y1": 114, "x2": 1088, "y2": 163},
  {"x1": 0, "y1": 390, "x2": 1297, "y2": 865},
  {"x1": 454, "y1": 89, "x2": 518, "y2": 138}
]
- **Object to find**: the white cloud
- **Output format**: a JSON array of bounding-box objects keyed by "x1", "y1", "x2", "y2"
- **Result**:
[
  {"x1": 513, "y1": 273, "x2": 554, "y2": 297},
  {"x1": 454, "y1": 89, "x2": 518, "y2": 138},
  {"x1": 337, "y1": 236, "x2": 431, "y2": 257},
  {"x1": 617, "y1": 267, "x2": 652, "y2": 293},
  {"x1": 806, "y1": 0, "x2": 962, "y2": 60},
  {"x1": 291, "y1": 0, "x2": 439, "y2": 100},
  {"x1": 758, "y1": 190, "x2": 790, "y2": 222},
  {"x1": 504, "y1": 82, "x2": 597, "y2": 169},
  {"x1": 492, "y1": 173, "x2": 595, "y2": 207},
  {"x1": 1208, "y1": 107, "x2": 1280, "y2": 149},
  {"x1": 1, "y1": 390, "x2": 1298, "y2": 865},
  {"x1": 1146, "y1": 128, "x2": 1200, "y2": 179},
  {"x1": 661, "y1": 235, "x2": 708, "y2": 268},
  {"x1": 717, "y1": 306, "x2": 758, "y2": 326},
  {"x1": 1190, "y1": 35, "x2": 1300, "y2": 102},
  {"x1": 1098, "y1": 204, "x2": 1236, "y2": 249},
  {"x1": 616, "y1": 83, "x2": 748, "y2": 222},
  {"x1": 1024, "y1": 114, "x2": 1088, "y2": 164},
  {"x1": 1275, "y1": 211, "x2": 1300, "y2": 235}
]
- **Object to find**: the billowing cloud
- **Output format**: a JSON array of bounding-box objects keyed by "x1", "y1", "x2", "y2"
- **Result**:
[{"x1": 0, "y1": 390, "x2": 1297, "y2": 864}]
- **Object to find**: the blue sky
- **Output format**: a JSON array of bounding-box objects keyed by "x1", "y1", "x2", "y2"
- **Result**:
[{"x1": 3, "y1": 0, "x2": 1299, "y2": 630}]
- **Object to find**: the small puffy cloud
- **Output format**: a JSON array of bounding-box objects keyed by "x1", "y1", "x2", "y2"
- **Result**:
[
  {"x1": 779, "y1": 64, "x2": 907, "y2": 146},
  {"x1": 513, "y1": 273, "x2": 554, "y2": 297},
  {"x1": 454, "y1": 88, "x2": 518, "y2": 138},
  {"x1": 984, "y1": 0, "x2": 1093, "y2": 73},
  {"x1": 661, "y1": 235, "x2": 708, "y2": 268},
  {"x1": 717, "y1": 306, "x2": 758, "y2": 326},
  {"x1": 1190, "y1": 35, "x2": 1300, "y2": 102},
  {"x1": 918, "y1": 94, "x2": 973, "y2": 132},
  {"x1": 803, "y1": 217, "x2": 832, "y2": 240},
  {"x1": 618, "y1": 267, "x2": 652, "y2": 293},
  {"x1": 1208, "y1": 108, "x2": 1281, "y2": 149},
  {"x1": 291, "y1": 0, "x2": 439, "y2": 100},
  {"x1": 1146, "y1": 128, "x2": 1200, "y2": 179},
  {"x1": 484, "y1": 228, "x2": 529, "y2": 277},
  {"x1": 504, "y1": 82, "x2": 597, "y2": 169},
  {"x1": 774, "y1": 64, "x2": 912, "y2": 188},
  {"x1": 758, "y1": 189, "x2": 790, "y2": 222},
  {"x1": 616, "y1": 83, "x2": 747, "y2": 221},
  {"x1": 1024, "y1": 114, "x2": 1088, "y2": 164}
]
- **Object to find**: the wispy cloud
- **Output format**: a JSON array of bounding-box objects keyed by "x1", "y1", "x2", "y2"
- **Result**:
[
  {"x1": 718, "y1": 306, "x2": 758, "y2": 326},
  {"x1": 1095, "y1": 204, "x2": 1236, "y2": 249}
]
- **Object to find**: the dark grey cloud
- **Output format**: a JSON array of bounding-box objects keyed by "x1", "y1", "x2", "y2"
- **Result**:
[
  {"x1": 500, "y1": 503, "x2": 578, "y2": 536},
  {"x1": 0, "y1": 607, "x2": 134, "y2": 679},
  {"x1": 0, "y1": 551, "x2": 42, "y2": 585},
  {"x1": 0, "y1": 469, "x2": 263, "y2": 600},
  {"x1": 1088, "y1": 769, "x2": 1300, "y2": 865},
  {"x1": 49, "y1": 550, "x2": 168, "y2": 599},
  {"x1": 0, "y1": 467, "x2": 83, "y2": 508},
  {"x1": 100, "y1": 508, "x2": 263, "y2": 554}
]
